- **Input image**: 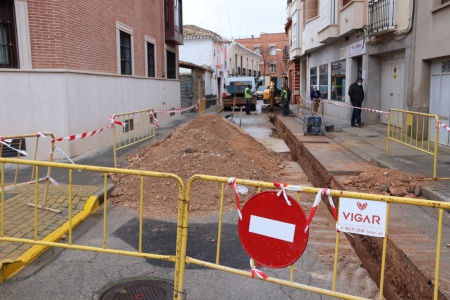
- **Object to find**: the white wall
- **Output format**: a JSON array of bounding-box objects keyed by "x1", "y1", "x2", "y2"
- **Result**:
[
  {"x1": 303, "y1": 16, "x2": 321, "y2": 52},
  {"x1": 0, "y1": 70, "x2": 180, "y2": 161},
  {"x1": 180, "y1": 38, "x2": 219, "y2": 97},
  {"x1": 179, "y1": 39, "x2": 216, "y2": 69}
]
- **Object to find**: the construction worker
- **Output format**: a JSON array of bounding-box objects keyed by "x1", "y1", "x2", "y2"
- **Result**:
[
  {"x1": 244, "y1": 85, "x2": 253, "y2": 115},
  {"x1": 281, "y1": 85, "x2": 289, "y2": 116}
]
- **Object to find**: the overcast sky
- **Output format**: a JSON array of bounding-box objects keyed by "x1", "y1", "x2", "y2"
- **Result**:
[{"x1": 183, "y1": 0, "x2": 287, "y2": 39}]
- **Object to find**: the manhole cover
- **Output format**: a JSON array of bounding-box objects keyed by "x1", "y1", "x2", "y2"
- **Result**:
[{"x1": 101, "y1": 280, "x2": 173, "y2": 300}]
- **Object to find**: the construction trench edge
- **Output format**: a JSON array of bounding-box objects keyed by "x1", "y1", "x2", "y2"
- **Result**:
[{"x1": 272, "y1": 114, "x2": 447, "y2": 300}]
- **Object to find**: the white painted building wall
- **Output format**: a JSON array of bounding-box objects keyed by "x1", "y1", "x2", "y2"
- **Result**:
[
  {"x1": 0, "y1": 70, "x2": 180, "y2": 161},
  {"x1": 179, "y1": 39, "x2": 219, "y2": 97}
]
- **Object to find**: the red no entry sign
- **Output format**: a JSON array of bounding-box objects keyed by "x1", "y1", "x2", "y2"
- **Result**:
[{"x1": 238, "y1": 191, "x2": 309, "y2": 268}]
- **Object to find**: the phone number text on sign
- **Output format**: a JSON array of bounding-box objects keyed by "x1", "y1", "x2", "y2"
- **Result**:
[{"x1": 338, "y1": 198, "x2": 387, "y2": 238}]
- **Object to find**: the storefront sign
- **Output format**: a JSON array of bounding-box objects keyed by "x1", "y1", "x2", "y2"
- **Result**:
[
  {"x1": 342, "y1": 40, "x2": 366, "y2": 59},
  {"x1": 338, "y1": 198, "x2": 387, "y2": 237}
]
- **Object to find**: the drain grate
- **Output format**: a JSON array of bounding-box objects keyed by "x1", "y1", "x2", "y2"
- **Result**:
[{"x1": 101, "y1": 279, "x2": 173, "y2": 300}]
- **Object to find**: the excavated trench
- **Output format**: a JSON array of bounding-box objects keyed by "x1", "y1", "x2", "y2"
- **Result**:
[{"x1": 273, "y1": 116, "x2": 447, "y2": 300}]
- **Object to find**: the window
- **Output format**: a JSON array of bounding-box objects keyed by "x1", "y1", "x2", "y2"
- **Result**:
[
  {"x1": 243, "y1": 68, "x2": 246, "y2": 76},
  {"x1": 443, "y1": 0, "x2": 450, "y2": 4},
  {"x1": 319, "y1": 64, "x2": 328, "y2": 99},
  {"x1": 0, "y1": 0, "x2": 18, "y2": 68},
  {"x1": 269, "y1": 46, "x2": 276, "y2": 55},
  {"x1": 269, "y1": 63, "x2": 277, "y2": 73},
  {"x1": 120, "y1": 31, "x2": 132, "y2": 75},
  {"x1": 174, "y1": 0, "x2": 182, "y2": 32},
  {"x1": 291, "y1": 10, "x2": 298, "y2": 49},
  {"x1": 310, "y1": 67, "x2": 317, "y2": 92},
  {"x1": 237, "y1": 67, "x2": 241, "y2": 75},
  {"x1": 116, "y1": 22, "x2": 134, "y2": 75},
  {"x1": 443, "y1": 61, "x2": 450, "y2": 73},
  {"x1": 146, "y1": 38, "x2": 156, "y2": 77},
  {"x1": 331, "y1": 60, "x2": 346, "y2": 101},
  {"x1": 253, "y1": 46, "x2": 260, "y2": 55},
  {"x1": 343, "y1": 0, "x2": 352, "y2": 6},
  {"x1": 166, "y1": 50, "x2": 176, "y2": 79}
]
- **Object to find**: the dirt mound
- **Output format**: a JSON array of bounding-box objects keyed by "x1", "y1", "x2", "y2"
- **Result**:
[
  {"x1": 343, "y1": 167, "x2": 425, "y2": 197},
  {"x1": 110, "y1": 114, "x2": 286, "y2": 218}
]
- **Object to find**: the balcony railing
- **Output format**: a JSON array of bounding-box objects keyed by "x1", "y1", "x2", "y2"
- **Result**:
[{"x1": 368, "y1": 0, "x2": 396, "y2": 36}]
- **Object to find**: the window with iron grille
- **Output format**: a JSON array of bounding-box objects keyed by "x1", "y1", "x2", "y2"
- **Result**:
[
  {"x1": 442, "y1": 61, "x2": 450, "y2": 74},
  {"x1": 123, "y1": 118, "x2": 134, "y2": 133},
  {"x1": 0, "y1": 0, "x2": 18, "y2": 68},
  {"x1": 166, "y1": 50, "x2": 176, "y2": 79},
  {"x1": 120, "y1": 31, "x2": 132, "y2": 75},
  {"x1": 368, "y1": 0, "x2": 396, "y2": 35},
  {"x1": 1, "y1": 138, "x2": 26, "y2": 157}
]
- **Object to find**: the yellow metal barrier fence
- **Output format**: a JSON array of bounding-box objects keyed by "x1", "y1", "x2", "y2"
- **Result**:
[
  {"x1": 0, "y1": 132, "x2": 57, "y2": 211},
  {"x1": 176, "y1": 174, "x2": 450, "y2": 300},
  {"x1": 111, "y1": 108, "x2": 157, "y2": 167},
  {"x1": 0, "y1": 157, "x2": 186, "y2": 299},
  {"x1": 387, "y1": 109, "x2": 440, "y2": 179}
]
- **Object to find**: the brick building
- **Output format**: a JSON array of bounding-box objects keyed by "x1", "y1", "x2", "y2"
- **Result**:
[
  {"x1": 236, "y1": 33, "x2": 289, "y2": 87},
  {"x1": 0, "y1": 0, "x2": 183, "y2": 159}
]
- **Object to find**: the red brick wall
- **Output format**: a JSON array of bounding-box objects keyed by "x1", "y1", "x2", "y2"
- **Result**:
[
  {"x1": 236, "y1": 33, "x2": 288, "y2": 77},
  {"x1": 27, "y1": 0, "x2": 169, "y2": 77}
]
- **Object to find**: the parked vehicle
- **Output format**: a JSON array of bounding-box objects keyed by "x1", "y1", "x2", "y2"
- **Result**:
[
  {"x1": 255, "y1": 86, "x2": 265, "y2": 100},
  {"x1": 223, "y1": 76, "x2": 257, "y2": 111}
]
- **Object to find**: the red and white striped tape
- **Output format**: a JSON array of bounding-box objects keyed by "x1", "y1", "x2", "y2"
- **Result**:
[
  {"x1": 227, "y1": 177, "x2": 248, "y2": 220},
  {"x1": 250, "y1": 258, "x2": 268, "y2": 279},
  {"x1": 52, "y1": 115, "x2": 125, "y2": 143},
  {"x1": 304, "y1": 188, "x2": 338, "y2": 233},
  {"x1": 147, "y1": 110, "x2": 160, "y2": 128},
  {"x1": 155, "y1": 102, "x2": 198, "y2": 114},
  {"x1": 274, "y1": 181, "x2": 302, "y2": 206},
  {"x1": 438, "y1": 121, "x2": 450, "y2": 132},
  {"x1": 301, "y1": 97, "x2": 391, "y2": 116}
]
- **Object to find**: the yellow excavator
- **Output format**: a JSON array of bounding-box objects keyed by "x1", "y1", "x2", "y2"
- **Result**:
[{"x1": 263, "y1": 73, "x2": 288, "y2": 111}]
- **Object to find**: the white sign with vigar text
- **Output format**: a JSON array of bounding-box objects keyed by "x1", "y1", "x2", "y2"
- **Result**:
[{"x1": 338, "y1": 198, "x2": 387, "y2": 237}]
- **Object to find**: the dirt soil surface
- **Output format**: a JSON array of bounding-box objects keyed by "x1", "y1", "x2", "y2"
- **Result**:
[
  {"x1": 110, "y1": 113, "x2": 427, "y2": 218},
  {"x1": 342, "y1": 168, "x2": 425, "y2": 198},
  {"x1": 110, "y1": 114, "x2": 287, "y2": 218}
]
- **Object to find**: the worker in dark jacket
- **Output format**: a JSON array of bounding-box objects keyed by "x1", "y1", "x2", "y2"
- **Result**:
[
  {"x1": 348, "y1": 77, "x2": 365, "y2": 127},
  {"x1": 244, "y1": 85, "x2": 253, "y2": 115}
]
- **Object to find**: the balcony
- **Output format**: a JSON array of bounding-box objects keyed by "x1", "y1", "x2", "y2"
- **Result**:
[
  {"x1": 318, "y1": 25, "x2": 338, "y2": 43},
  {"x1": 368, "y1": 0, "x2": 396, "y2": 36},
  {"x1": 165, "y1": 0, "x2": 184, "y2": 45},
  {"x1": 339, "y1": 0, "x2": 366, "y2": 36},
  {"x1": 318, "y1": 0, "x2": 338, "y2": 43}
]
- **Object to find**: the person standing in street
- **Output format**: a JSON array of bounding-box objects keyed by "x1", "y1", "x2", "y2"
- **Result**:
[
  {"x1": 310, "y1": 86, "x2": 321, "y2": 114},
  {"x1": 244, "y1": 85, "x2": 253, "y2": 115},
  {"x1": 348, "y1": 77, "x2": 365, "y2": 127},
  {"x1": 281, "y1": 86, "x2": 289, "y2": 116}
]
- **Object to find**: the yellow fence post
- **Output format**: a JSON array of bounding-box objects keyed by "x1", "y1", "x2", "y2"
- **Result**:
[
  {"x1": 110, "y1": 108, "x2": 158, "y2": 167},
  {"x1": 386, "y1": 109, "x2": 445, "y2": 180}
]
